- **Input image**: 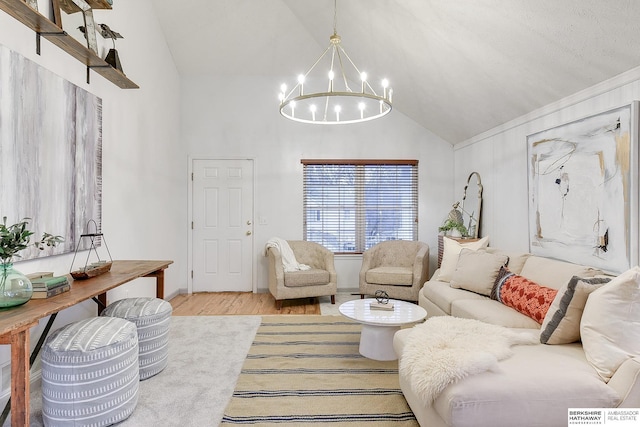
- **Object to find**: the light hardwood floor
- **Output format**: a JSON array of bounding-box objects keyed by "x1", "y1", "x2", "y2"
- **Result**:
[{"x1": 169, "y1": 292, "x2": 323, "y2": 315}]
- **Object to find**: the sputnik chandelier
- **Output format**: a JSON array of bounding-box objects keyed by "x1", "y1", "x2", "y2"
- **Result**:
[{"x1": 278, "y1": 0, "x2": 392, "y2": 124}]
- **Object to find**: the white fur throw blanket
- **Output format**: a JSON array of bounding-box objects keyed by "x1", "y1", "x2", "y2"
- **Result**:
[
  {"x1": 399, "y1": 316, "x2": 538, "y2": 404},
  {"x1": 264, "y1": 238, "x2": 311, "y2": 272}
]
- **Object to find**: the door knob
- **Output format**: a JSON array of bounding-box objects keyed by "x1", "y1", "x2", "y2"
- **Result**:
[{"x1": 246, "y1": 231, "x2": 252, "y2": 236}]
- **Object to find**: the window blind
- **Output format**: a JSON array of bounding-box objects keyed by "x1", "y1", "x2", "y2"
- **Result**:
[{"x1": 302, "y1": 159, "x2": 418, "y2": 254}]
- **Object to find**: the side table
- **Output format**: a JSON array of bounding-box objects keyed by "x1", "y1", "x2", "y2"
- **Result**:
[{"x1": 339, "y1": 298, "x2": 426, "y2": 361}]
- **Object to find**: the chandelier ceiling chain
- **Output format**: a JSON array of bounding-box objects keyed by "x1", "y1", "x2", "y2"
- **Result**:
[{"x1": 278, "y1": 0, "x2": 392, "y2": 125}]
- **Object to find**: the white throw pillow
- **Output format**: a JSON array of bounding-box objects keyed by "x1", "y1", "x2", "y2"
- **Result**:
[
  {"x1": 450, "y1": 249, "x2": 509, "y2": 296},
  {"x1": 580, "y1": 266, "x2": 640, "y2": 382},
  {"x1": 437, "y1": 236, "x2": 489, "y2": 282}
]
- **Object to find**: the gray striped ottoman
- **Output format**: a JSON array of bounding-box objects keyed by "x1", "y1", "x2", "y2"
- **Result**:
[
  {"x1": 101, "y1": 297, "x2": 172, "y2": 380},
  {"x1": 41, "y1": 317, "x2": 139, "y2": 426}
]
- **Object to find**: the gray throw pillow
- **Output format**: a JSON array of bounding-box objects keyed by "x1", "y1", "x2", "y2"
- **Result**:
[{"x1": 540, "y1": 276, "x2": 610, "y2": 345}]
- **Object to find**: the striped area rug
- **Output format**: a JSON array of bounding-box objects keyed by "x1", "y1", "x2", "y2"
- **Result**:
[{"x1": 221, "y1": 315, "x2": 418, "y2": 426}]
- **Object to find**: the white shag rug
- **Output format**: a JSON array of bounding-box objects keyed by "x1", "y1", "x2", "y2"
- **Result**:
[{"x1": 399, "y1": 316, "x2": 538, "y2": 404}]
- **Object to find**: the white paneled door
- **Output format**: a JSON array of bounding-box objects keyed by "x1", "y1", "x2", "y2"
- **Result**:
[{"x1": 192, "y1": 159, "x2": 253, "y2": 292}]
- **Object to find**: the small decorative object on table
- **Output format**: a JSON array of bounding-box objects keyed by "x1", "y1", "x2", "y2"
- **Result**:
[
  {"x1": 0, "y1": 217, "x2": 63, "y2": 308},
  {"x1": 370, "y1": 290, "x2": 394, "y2": 311},
  {"x1": 70, "y1": 220, "x2": 113, "y2": 280},
  {"x1": 29, "y1": 273, "x2": 71, "y2": 299},
  {"x1": 438, "y1": 206, "x2": 469, "y2": 238},
  {"x1": 98, "y1": 23, "x2": 125, "y2": 73}
]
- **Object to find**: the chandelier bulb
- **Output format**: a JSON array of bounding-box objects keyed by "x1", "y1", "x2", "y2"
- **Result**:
[{"x1": 280, "y1": 83, "x2": 287, "y2": 93}]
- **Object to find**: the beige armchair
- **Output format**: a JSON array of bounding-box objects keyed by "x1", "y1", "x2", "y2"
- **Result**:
[
  {"x1": 359, "y1": 240, "x2": 429, "y2": 302},
  {"x1": 266, "y1": 240, "x2": 337, "y2": 310}
]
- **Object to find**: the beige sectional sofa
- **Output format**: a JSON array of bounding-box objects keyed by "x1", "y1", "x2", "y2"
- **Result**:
[{"x1": 393, "y1": 241, "x2": 640, "y2": 427}]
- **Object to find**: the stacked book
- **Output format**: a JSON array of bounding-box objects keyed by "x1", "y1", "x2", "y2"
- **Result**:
[
  {"x1": 29, "y1": 273, "x2": 71, "y2": 299},
  {"x1": 369, "y1": 301, "x2": 395, "y2": 311}
]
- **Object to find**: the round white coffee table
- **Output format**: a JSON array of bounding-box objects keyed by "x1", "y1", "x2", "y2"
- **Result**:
[{"x1": 339, "y1": 298, "x2": 427, "y2": 361}]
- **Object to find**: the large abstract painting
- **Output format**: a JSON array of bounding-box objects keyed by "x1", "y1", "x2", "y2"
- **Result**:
[
  {"x1": 527, "y1": 103, "x2": 639, "y2": 274},
  {"x1": 0, "y1": 44, "x2": 102, "y2": 261}
]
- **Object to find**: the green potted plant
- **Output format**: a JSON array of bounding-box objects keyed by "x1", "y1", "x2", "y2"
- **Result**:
[
  {"x1": 438, "y1": 218, "x2": 469, "y2": 238},
  {"x1": 0, "y1": 217, "x2": 63, "y2": 308}
]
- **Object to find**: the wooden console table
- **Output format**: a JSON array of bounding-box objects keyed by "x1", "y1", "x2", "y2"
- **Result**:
[{"x1": 0, "y1": 259, "x2": 173, "y2": 427}]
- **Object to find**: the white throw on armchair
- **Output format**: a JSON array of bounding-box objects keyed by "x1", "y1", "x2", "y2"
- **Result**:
[
  {"x1": 359, "y1": 240, "x2": 430, "y2": 302},
  {"x1": 266, "y1": 240, "x2": 337, "y2": 310}
]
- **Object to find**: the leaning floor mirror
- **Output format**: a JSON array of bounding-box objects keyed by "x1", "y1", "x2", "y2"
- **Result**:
[{"x1": 460, "y1": 172, "x2": 483, "y2": 238}]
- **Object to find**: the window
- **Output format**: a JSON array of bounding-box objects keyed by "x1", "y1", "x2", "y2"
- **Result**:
[{"x1": 302, "y1": 159, "x2": 418, "y2": 254}]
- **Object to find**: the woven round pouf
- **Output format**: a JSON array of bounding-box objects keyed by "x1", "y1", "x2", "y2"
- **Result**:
[
  {"x1": 41, "y1": 317, "x2": 139, "y2": 427},
  {"x1": 101, "y1": 297, "x2": 172, "y2": 380}
]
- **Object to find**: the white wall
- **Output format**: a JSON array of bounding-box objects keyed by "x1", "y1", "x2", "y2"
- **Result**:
[
  {"x1": 455, "y1": 66, "x2": 640, "y2": 258},
  {"x1": 182, "y1": 76, "x2": 454, "y2": 292},
  {"x1": 0, "y1": 1, "x2": 184, "y2": 396}
]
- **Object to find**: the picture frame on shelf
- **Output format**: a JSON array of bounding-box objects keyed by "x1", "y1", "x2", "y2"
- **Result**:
[
  {"x1": 56, "y1": 0, "x2": 111, "y2": 14},
  {"x1": 25, "y1": 0, "x2": 37, "y2": 11},
  {"x1": 52, "y1": 0, "x2": 99, "y2": 55}
]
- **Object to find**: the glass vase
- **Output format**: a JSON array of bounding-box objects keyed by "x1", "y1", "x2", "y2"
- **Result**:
[{"x1": 0, "y1": 262, "x2": 33, "y2": 309}]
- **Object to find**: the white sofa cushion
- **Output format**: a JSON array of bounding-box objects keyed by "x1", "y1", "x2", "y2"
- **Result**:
[
  {"x1": 438, "y1": 236, "x2": 489, "y2": 282},
  {"x1": 484, "y1": 248, "x2": 531, "y2": 275},
  {"x1": 431, "y1": 341, "x2": 619, "y2": 427},
  {"x1": 394, "y1": 329, "x2": 620, "y2": 427},
  {"x1": 581, "y1": 266, "x2": 640, "y2": 382},
  {"x1": 451, "y1": 299, "x2": 541, "y2": 329},
  {"x1": 519, "y1": 256, "x2": 601, "y2": 290},
  {"x1": 422, "y1": 279, "x2": 486, "y2": 315},
  {"x1": 450, "y1": 249, "x2": 508, "y2": 296},
  {"x1": 540, "y1": 276, "x2": 610, "y2": 345}
]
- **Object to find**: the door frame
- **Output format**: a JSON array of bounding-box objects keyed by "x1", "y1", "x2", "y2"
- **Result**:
[{"x1": 187, "y1": 156, "x2": 257, "y2": 294}]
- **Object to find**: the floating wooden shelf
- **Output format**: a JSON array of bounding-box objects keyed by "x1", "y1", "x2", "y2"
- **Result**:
[{"x1": 0, "y1": 0, "x2": 138, "y2": 89}]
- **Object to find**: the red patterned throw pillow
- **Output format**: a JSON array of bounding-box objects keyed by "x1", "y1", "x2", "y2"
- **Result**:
[{"x1": 492, "y1": 266, "x2": 558, "y2": 324}]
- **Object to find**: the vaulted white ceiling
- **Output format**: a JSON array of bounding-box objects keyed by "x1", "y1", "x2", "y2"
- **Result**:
[{"x1": 150, "y1": 0, "x2": 640, "y2": 144}]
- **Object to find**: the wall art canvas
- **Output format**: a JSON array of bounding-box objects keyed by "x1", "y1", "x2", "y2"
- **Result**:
[
  {"x1": 0, "y1": 44, "x2": 102, "y2": 261},
  {"x1": 527, "y1": 103, "x2": 639, "y2": 274}
]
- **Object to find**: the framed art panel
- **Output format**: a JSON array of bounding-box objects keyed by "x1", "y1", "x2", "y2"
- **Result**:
[
  {"x1": 0, "y1": 44, "x2": 102, "y2": 261},
  {"x1": 527, "y1": 102, "x2": 639, "y2": 274}
]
